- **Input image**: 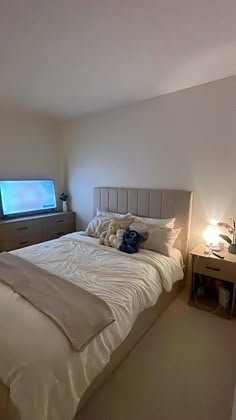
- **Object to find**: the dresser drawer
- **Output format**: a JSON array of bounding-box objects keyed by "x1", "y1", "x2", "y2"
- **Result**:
[
  {"x1": 1, "y1": 237, "x2": 40, "y2": 252},
  {"x1": 0, "y1": 219, "x2": 42, "y2": 241},
  {"x1": 42, "y1": 212, "x2": 75, "y2": 241},
  {"x1": 0, "y1": 212, "x2": 75, "y2": 251},
  {"x1": 193, "y1": 255, "x2": 235, "y2": 283},
  {"x1": 43, "y1": 212, "x2": 74, "y2": 229},
  {"x1": 42, "y1": 223, "x2": 74, "y2": 241}
]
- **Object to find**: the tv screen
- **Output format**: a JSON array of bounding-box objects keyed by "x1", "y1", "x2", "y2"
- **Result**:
[{"x1": 0, "y1": 180, "x2": 57, "y2": 217}]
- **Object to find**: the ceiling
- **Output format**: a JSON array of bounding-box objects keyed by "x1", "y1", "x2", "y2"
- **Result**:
[{"x1": 0, "y1": 0, "x2": 236, "y2": 118}]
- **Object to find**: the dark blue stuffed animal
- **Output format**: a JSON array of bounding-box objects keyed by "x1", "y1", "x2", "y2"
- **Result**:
[{"x1": 119, "y1": 229, "x2": 148, "y2": 254}]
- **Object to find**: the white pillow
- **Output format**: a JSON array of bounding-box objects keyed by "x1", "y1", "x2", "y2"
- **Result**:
[
  {"x1": 97, "y1": 211, "x2": 175, "y2": 228},
  {"x1": 143, "y1": 226, "x2": 181, "y2": 257},
  {"x1": 97, "y1": 209, "x2": 132, "y2": 219},
  {"x1": 85, "y1": 213, "x2": 133, "y2": 238},
  {"x1": 130, "y1": 216, "x2": 175, "y2": 230},
  {"x1": 129, "y1": 216, "x2": 175, "y2": 232}
]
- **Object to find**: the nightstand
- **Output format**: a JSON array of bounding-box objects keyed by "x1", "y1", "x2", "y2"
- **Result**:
[{"x1": 189, "y1": 244, "x2": 236, "y2": 319}]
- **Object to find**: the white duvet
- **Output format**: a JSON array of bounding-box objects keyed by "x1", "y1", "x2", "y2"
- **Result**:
[{"x1": 0, "y1": 233, "x2": 183, "y2": 420}]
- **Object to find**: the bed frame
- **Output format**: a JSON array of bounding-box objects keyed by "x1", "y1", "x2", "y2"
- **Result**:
[{"x1": 0, "y1": 187, "x2": 193, "y2": 420}]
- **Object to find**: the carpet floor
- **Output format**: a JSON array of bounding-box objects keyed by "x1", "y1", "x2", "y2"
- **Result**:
[{"x1": 77, "y1": 291, "x2": 236, "y2": 420}]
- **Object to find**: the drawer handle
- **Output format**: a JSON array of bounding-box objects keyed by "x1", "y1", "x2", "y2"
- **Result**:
[
  {"x1": 205, "y1": 266, "x2": 221, "y2": 272},
  {"x1": 56, "y1": 220, "x2": 64, "y2": 223},
  {"x1": 19, "y1": 241, "x2": 29, "y2": 245},
  {"x1": 18, "y1": 227, "x2": 28, "y2": 231}
]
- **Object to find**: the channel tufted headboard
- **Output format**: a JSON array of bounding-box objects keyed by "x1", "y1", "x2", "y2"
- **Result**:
[{"x1": 94, "y1": 187, "x2": 193, "y2": 264}]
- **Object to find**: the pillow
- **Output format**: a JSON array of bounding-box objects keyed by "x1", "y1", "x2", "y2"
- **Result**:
[
  {"x1": 97, "y1": 209, "x2": 132, "y2": 219},
  {"x1": 130, "y1": 215, "x2": 175, "y2": 231},
  {"x1": 85, "y1": 214, "x2": 133, "y2": 238},
  {"x1": 142, "y1": 226, "x2": 181, "y2": 257}
]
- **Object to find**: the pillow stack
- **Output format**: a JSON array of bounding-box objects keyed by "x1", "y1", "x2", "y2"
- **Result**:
[
  {"x1": 129, "y1": 215, "x2": 181, "y2": 257},
  {"x1": 84, "y1": 209, "x2": 181, "y2": 257},
  {"x1": 85, "y1": 209, "x2": 133, "y2": 238}
]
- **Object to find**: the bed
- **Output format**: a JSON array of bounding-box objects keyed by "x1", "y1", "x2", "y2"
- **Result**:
[{"x1": 0, "y1": 187, "x2": 192, "y2": 420}]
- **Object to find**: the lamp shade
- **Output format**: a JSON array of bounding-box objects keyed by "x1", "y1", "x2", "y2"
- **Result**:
[{"x1": 203, "y1": 224, "x2": 220, "y2": 246}]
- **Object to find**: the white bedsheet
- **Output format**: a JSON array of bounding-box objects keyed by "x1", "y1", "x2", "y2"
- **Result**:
[{"x1": 0, "y1": 233, "x2": 183, "y2": 420}]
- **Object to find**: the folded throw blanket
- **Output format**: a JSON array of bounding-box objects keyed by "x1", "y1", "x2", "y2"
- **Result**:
[{"x1": 0, "y1": 252, "x2": 114, "y2": 351}]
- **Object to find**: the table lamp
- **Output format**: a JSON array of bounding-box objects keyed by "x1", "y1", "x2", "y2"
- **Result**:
[{"x1": 203, "y1": 220, "x2": 220, "y2": 251}]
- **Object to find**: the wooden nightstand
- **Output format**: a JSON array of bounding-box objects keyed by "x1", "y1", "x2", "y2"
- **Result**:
[{"x1": 189, "y1": 244, "x2": 236, "y2": 319}]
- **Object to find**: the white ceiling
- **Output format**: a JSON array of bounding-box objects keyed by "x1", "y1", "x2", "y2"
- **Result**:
[{"x1": 0, "y1": 0, "x2": 236, "y2": 118}]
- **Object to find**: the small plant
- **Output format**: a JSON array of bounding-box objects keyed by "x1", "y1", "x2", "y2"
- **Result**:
[
  {"x1": 59, "y1": 192, "x2": 68, "y2": 202},
  {"x1": 218, "y1": 218, "x2": 236, "y2": 246}
]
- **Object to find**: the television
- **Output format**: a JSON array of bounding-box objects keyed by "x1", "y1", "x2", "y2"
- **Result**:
[{"x1": 0, "y1": 179, "x2": 57, "y2": 217}]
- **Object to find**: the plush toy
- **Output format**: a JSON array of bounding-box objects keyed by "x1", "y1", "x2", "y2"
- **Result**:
[
  {"x1": 110, "y1": 228, "x2": 126, "y2": 249},
  {"x1": 99, "y1": 221, "x2": 126, "y2": 247},
  {"x1": 119, "y1": 229, "x2": 149, "y2": 254},
  {"x1": 99, "y1": 222, "x2": 117, "y2": 246}
]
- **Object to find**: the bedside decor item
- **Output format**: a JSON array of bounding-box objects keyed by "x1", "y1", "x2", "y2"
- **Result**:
[
  {"x1": 229, "y1": 244, "x2": 236, "y2": 255},
  {"x1": 203, "y1": 220, "x2": 220, "y2": 251},
  {"x1": 60, "y1": 192, "x2": 69, "y2": 212},
  {"x1": 218, "y1": 219, "x2": 236, "y2": 255}
]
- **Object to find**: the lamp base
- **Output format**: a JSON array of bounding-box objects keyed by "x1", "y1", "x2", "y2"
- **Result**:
[
  {"x1": 206, "y1": 244, "x2": 221, "y2": 252},
  {"x1": 210, "y1": 245, "x2": 221, "y2": 251}
]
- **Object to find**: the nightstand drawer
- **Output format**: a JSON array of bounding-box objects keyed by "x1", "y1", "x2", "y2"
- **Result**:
[{"x1": 194, "y1": 256, "x2": 235, "y2": 283}]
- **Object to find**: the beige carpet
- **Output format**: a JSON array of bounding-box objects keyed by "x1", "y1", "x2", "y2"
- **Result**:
[{"x1": 77, "y1": 291, "x2": 236, "y2": 420}]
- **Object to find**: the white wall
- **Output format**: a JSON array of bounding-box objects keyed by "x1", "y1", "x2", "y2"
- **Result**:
[
  {"x1": 0, "y1": 110, "x2": 63, "y2": 207},
  {"x1": 62, "y1": 76, "x2": 236, "y2": 247}
]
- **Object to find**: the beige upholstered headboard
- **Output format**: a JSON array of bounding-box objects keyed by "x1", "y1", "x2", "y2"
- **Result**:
[{"x1": 94, "y1": 187, "x2": 193, "y2": 264}]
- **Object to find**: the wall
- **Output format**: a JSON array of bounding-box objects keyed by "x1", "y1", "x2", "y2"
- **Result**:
[
  {"x1": 62, "y1": 76, "x2": 236, "y2": 247},
  {"x1": 0, "y1": 110, "x2": 63, "y2": 207}
]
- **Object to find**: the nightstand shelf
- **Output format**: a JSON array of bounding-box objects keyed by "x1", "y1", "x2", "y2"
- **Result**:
[
  {"x1": 189, "y1": 294, "x2": 232, "y2": 319},
  {"x1": 189, "y1": 245, "x2": 236, "y2": 319}
]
